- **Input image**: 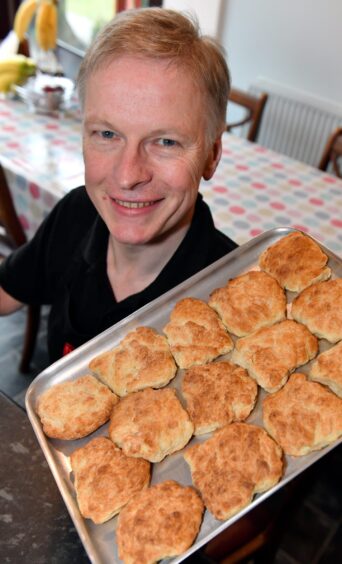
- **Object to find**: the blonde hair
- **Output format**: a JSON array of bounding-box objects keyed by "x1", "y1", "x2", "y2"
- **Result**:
[{"x1": 77, "y1": 8, "x2": 230, "y2": 141}]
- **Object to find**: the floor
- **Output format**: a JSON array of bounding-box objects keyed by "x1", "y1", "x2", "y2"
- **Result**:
[{"x1": 0, "y1": 310, "x2": 341, "y2": 564}]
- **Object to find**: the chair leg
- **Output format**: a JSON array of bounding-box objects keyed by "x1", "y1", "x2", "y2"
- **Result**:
[{"x1": 19, "y1": 304, "x2": 41, "y2": 373}]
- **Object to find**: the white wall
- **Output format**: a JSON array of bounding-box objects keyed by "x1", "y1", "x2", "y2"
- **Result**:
[
  {"x1": 163, "y1": 0, "x2": 223, "y2": 37},
  {"x1": 219, "y1": 0, "x2": 342, "y2": 107}
]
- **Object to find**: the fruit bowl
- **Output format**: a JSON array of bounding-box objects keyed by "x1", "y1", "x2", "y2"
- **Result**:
[{"x1": 15, "y1": 74, "x2": 75, "y2": 114}]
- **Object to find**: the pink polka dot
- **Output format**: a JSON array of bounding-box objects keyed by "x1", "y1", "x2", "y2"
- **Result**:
[
  {"x1": 270, "y1": 202, "x2": 286, "y2": 210},
  {"x1": 29, "y1": 183, "x2": 40, "y2": 198},
  {"x1": 255, "y1": 146, "x2": 267, "y2": 153},
  {"x1": 322, "y1": 175, "x2": 337, "y2": 184},
  {"x1": 251, "y1": 182, "x2": 266, "y2": 189},
  {"x1": 271, "y1": 162, "x2": 284, "y2": 169},
  {"x1": 292, "y1": 224, "x2": 309, "y2": 233},
  {"x1": 250, "y1": 228, "x2": 263, "y2": 237},
  {"x1": 288, "y1": 179, "x2": 302, "y2": 186},
  {"x1": 236, "y1": 164, "x2": 249, "y2": 171},
  {"x1": 246, "y1": 214, "x2": 261, "y2": 222},
  {"x1": 230, "y1": 206, "x2": 245, "y2": 215},
  {"x1": 3, "y1": 125, "x2": 15, "y2": 131},
  {"x1": 222, "y1": 148, "x2": 232, "y2": 155},
  {"x1": 19, "y1": 215, "x2": 29, "y2": 231},
  {"x1": 309, "y1": 198, "x2": 324, "y2": 206},
  {"x1": 46, "y1": 123, "x2": 59, "y2": 130},
  {"x1": 7, "y1": 142, "x2": 20, "y2": 148},
  {"x1": 213, "y1": 186, "x2": 228, "y2": 194},
  {"x1": 331, "y1": 219, "x2": 342, "y2": 228},
  {"x1": 52, "y1": 139, "x2": 65, "y2": 145}
]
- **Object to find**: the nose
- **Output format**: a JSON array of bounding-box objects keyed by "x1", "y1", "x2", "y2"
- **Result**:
[{"x1": 114, "y1": 142, "x2": 152, "y2": 191}]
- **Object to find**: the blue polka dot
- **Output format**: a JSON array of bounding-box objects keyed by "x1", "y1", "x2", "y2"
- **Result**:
[
  {"x1": 241, "y1": 199, "x2": 258, "y2": 208},
  {"x1": 315, "y1": 211, "x2": 330, "y2": 220},
  {"x1": 256, "y1": 194, "x2": 269, "y2": 202},
  {"x1": 233, "y1": 220, "x2": 250, "y2": 229},
  {"x1": 274, "y1": 215, "x2": 292, "y2": 225},
  {"x1": 214, "y1": 197, "x2": 230, "y2": 206}
]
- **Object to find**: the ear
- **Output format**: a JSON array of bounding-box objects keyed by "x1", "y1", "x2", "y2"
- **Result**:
[{"x1": 202, "y1": 137, "x2": 222, "y2": 181}]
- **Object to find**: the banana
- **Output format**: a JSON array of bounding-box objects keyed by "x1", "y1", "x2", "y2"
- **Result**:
[
  {"x1": 13, "y1": 0, "x2": 38, "y2": 41},
  {"x1": 0, "y1": 71, "x2": 20, "y2": 92},
  {"x1": 0, "y1": 54, "x2": 36, "y2": 74},
  {"x1": 0, "y1": 54, "x2": 36, "y2": 92},
  {"x1": 35, "y1": 0, "x2": 58, "y2": 51}
]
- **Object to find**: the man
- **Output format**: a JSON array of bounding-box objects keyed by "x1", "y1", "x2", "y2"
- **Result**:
[{"x1": 0, "y1": 8, "x2": 237, "y2": 361}]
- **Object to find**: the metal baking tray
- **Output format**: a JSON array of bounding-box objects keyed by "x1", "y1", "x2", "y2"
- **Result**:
[{"x1": 26, "y1": 227, "x2": 342, "y2": 564}]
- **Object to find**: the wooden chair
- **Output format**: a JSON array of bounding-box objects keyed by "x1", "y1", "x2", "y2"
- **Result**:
[
  {"x1": 0, "y1": 165, "x2": 41, "y2": 373},
  {"x1": 318, "y1": 126, "x2": 342, "y2": 177},
  {"x1": 227, "y1": 88, "x2": 268, "y2": 142}
]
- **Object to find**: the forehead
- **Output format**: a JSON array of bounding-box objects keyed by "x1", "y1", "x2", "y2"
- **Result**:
[{"x1": 83, "y1": 55, "x2": 204, "y2": 115}]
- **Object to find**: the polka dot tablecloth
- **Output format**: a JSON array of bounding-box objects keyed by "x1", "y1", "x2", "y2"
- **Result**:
[
  {"x1": 200, "y1": 133, "x2": 342, "y2": 254},
  {"x1": 1, "y1": 97, "x2": 341, "y2": 254},
  {"x1": 0, "y1": 96, "x2": 84, "y2": 240}
]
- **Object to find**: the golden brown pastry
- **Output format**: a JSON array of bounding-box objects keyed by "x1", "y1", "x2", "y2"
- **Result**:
[
  {"x1": 163, "y1": 297, "x2": 233, "y2": 368},
  {"x1": 184, "y1": 422, "x2": 283, "y2": 521},
  {"x1": 262, "y1": 372, "x2": 342, "y2": 456},
  {"x1": 109, "y1": 387, "x2": 193, "y2": 462},
  {"x1": 208, "y1": 270, "x2": 286, "y2": 336},
  {"x1": 258, "y1": 231, "x2": 331, "y2": 292},
  {"x1": 117, "y1": 480, "x2": 204, "y2": 564},
  {"x1": 181, "y1": 360, "x2": 258, "y2": 435},
  {"x1": 70, "y1": 437, "x2": 150, "y2": 524},
  {"x1": 36, "y1": 374, "x2": 118, "y2": 440},
  {"x1": 231, "y1": 319, "x2": 318, "y2": 392},
  {"x1": 309, "y1": 342, "x2": 342, "y2": 398},
  {"x1": 89, "y1": 326, "x2": 177, "y2": 396},
  {"x1": 291, "y1": 279, "x2": 342, "y2": 343}
]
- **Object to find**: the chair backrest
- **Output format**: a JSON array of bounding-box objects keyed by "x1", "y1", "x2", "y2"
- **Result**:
[
  {"x1": 318, "y1": 127, "x2": 342, "y2": 177},
  {"x1": 227, "y1": 88, "x2": 268, "y2": 142},
  {"x1": 0, "y1": 165, "x2": 27, "y2": 250}
]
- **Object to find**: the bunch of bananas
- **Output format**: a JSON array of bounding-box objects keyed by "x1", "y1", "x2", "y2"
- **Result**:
[
  {"x1": 0, "y1": 54, "x2": 36, "y2": 93},
  {"x1": 13, "y1": 0, "x2": 58, "y2": 51}
]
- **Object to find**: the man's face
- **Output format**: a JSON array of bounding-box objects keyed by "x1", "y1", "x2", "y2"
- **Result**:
[{"x1": 82, "y1": 55, "x2": 222, "y2": 246}]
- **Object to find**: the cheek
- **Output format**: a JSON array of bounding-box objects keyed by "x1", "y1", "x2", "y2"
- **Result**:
[{"x1": 84, "y1": 151, "x2": 108, "y2": 185}]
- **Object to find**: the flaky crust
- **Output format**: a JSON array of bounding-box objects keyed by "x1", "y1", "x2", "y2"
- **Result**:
[
  {"x1": 184, "y1": 423, "x2": 283, "y2": 521},
  {"x1": 182, "y1": 361, "x2": 258, "y2": 435},
  {"x1": 89, "y1": 326, "x2": 177, "y2": 396},
  {"x1": 309, "y1": 342, "x2": 342, "y2": 398},
  {"x1": 258, "y1": 231, "x2": 331, "y2": 292},
  {"x1": 291, "y1": 279, "x2": 342, "y2": 343},
  {"x1": 109, "y1": 387, "x2": 193, "y2": 462},
  {"x1": 70, "y1": 437, "x2": 150, "y2": 524},
  {"x1": 263, "y1": 373, "x2": 342, "y2": 456},
  {"x1": 163, "y1": 297, "x2": 233, "y2": 368},
  {"x1": 209, "y1": 271, "x2": 286, "y2": 336},
  {"x1": 36, "y1": 375, "x2": 118, "y2": 440},
  {"x1": 231, "y1": 320, "x2": 318, "y2": 392},
  {"x1": 117, "y1": 480, "x2": 204, "y2": 564}
]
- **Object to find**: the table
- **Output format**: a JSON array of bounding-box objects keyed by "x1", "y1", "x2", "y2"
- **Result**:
[
  {"x1": 0, "y1": 96, "x2": 84, "y2": 239},
  {"x1": 0, "y1": 391, "x2": 89, "y2": 563},
  {"x1": 201, "y1": 135, "x2": 342, "y2": 254},
  {"x1": 1, "y1": 96, "x2": 342, "y2": 253}
]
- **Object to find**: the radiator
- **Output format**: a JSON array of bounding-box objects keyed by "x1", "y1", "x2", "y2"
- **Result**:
[{"x1": 249, "y1": 78, "x2": 342, "y2": 167}]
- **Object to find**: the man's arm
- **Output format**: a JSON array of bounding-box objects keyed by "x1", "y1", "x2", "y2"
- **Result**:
[{"x1": 0, "y1": 286, "x2": 23, "y2": 314}]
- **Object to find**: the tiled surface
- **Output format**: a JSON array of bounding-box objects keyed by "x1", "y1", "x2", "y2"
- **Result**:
[{"x1": 0, "y1": 312, "x2": 340, "y2": 564}]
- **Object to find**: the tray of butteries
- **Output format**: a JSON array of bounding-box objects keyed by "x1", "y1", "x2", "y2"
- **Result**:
[{"x1": 26, "y1": 226, "x2": 342, "y2": 564}]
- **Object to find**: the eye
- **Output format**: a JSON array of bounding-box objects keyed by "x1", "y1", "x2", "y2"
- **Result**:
[
  {"x1": 100, "y1": 130, "x2": 115, "y2": 139},
  {"x1": 157, "y1": 138, "x2": 177, "y2": 147}
]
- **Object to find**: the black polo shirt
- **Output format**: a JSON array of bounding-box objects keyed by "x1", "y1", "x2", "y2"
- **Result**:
[{"x1": 0, "y1": 186, "x2": 237, "y2": 362}]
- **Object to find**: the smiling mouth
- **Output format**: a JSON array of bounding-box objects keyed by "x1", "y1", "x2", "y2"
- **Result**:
[{"x1": 113, "y1": 198, "x2": 159, "y2": 209}]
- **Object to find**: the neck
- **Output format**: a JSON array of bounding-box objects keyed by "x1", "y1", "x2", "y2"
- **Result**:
[{"x1": 107, "y1": 223, "x2": 190, "y2": 302}]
